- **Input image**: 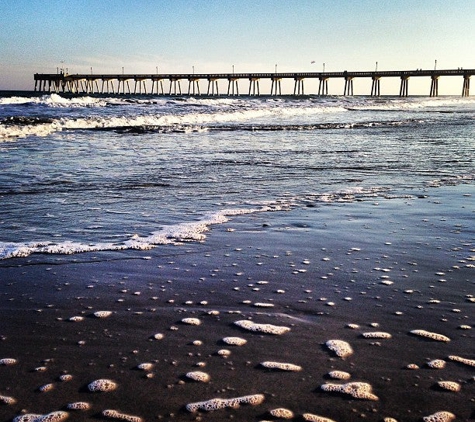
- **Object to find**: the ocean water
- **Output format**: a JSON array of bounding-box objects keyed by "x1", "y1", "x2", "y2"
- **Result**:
[{"x1": 0, "y1": 92, "x2": 474, "y2": 260}]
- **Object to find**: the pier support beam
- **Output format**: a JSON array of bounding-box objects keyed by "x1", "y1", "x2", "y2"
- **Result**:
[
  {"x1": 83, "y1": 78, "x2": 96, "y2": 94},
  {"x1": 117, "y1": 78, "x2": 131, "y2": 94},
  {"x1": 169, "y1": 78, "x2": 182, "y2": 95},
  {"x1": 76, "y1": 79, "x2": 87, "y2": 93},
  {"x1": 249, "y1": 78, "x2": 260, "y2": 96},
  {"x1": 91, "y1": 78, "x2": 100, "y2": 94},
  {"x1": 430, "y1": 75, "x2": 439, "y2": 97},
  {"x1": 371, "y1": 76, "x2": 381, "y2": 96},
  {"x1": 54, "y1": 79, "x2": 61, "y2": 93},
  {"x1": 318, "y1": 78, "x2": 329, "y2": 95},
  {"x1": 270, "y1": 77, "x2": 281, "y2": 95},
  {"x1": 207, "y1": 78, "x2": 219, "y2": 95},
  {"x1": 70, "y1": 79, "x2": 78, "y2": 93},
  {"x1": 462, "y1": 75, "x2": 470, "y2": 97},
  {"x1": 293, "y1": 77, "x2": 305, "y2": 95},
  {"x1": 188, "y1": 78, "x2": 200, "y2": 95},
  {"x1": 152, "y1": 78, "x2": 164, "y2": 95},
  {"x1": 343, "y1": 77, "x2": 354, "y2": 96},
  {"x1": 134, "y1": 78, "x2": 147, "y2": 94},
  {"x1": 227, "y1": 78, "x2": 239, "y2": 96},
  {"x1": 399, "y1": 76, "x2": 409, "y2": 97},
  {"x1": 101, "y1": 79, "x2": 115, "y2": 94}
]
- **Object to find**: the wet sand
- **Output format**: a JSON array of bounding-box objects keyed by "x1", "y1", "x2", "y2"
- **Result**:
[{"x1": 0, "y1": 186, "x2": 474, "y2": 422}]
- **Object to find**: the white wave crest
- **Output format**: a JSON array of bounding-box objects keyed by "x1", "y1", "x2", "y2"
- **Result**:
[
  {"x1": 41, "y1": 93, "x2": 107, "y2": 107},
  {"x1": 0, "y1": 99, "x2": 347, "y2": 139},
  {"x1": 0, "y1": 93, "x2": 106, "y2": 107},
  {"x1": 0, "y1": 123, "x2": 59, "y2": 139},
  {"x1": 2, "y1": 94, "x2": 472, "y2": 141}
]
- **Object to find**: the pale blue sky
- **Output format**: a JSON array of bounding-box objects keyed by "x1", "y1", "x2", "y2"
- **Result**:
[{"x1": 1, "y1": 0, "x2": 474, "y2": 94}]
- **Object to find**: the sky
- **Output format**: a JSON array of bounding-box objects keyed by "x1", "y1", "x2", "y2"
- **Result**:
[{"x1": 1, "y1": 0, "x2": 474, "y2": 95}]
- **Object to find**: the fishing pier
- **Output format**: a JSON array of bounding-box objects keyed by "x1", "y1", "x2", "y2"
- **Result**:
[{"x1": 34, "y1": 68, "x2": 473, "y2": 97}]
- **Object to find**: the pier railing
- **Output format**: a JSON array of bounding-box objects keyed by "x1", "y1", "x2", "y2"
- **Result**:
[{"x1": 34, "y1": 68, "x2": 473, "y2": 97}]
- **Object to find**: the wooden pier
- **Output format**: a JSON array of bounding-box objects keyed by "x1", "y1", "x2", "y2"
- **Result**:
[{"x1": 34, "y1": 68, "x2": 473, "y2": 97}]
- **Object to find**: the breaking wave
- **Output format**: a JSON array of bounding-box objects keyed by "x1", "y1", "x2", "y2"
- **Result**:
[
  {"x1": 0, "y1": 93, "x2": 106, "y2": 107},
  {"x1": 2, "y1": 93, "x2": 473, "y2": 140}
]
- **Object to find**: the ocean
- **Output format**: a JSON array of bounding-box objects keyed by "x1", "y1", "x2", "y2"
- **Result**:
[
  {"x1": 1, "y1": 92, "x2": 474, "y2": 261},
  {"x1": 0, "y1": 91, "x2": 474, "y2": 421}
]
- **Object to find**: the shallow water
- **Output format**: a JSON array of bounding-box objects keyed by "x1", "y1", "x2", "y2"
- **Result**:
[{"x1": 0, "y1": 93, "x2": 474, "y2": 259}]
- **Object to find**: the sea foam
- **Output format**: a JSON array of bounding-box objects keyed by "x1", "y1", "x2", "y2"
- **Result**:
[{"x1": 0, "y1": 206, "x2": 277, "y2": 260}]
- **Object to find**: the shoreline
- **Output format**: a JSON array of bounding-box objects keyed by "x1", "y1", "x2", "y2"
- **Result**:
[{"x1": 0, "y1": 185, "x2": 474, "y2": 422}]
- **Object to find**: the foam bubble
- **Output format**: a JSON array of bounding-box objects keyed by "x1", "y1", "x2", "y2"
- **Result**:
[
  {"x1": 303, "y1": 415, "x2": 337, "y2": 422},
  {"x1": 87, "y1": 379, "x2": 118, "y2": 392},
  {"x1": 437, "y1": 381, "x2": 461, "y2": 392},
  {"x1": 0, "y1": 394, "x2": 16, "y2": 405},
  {"x1": 102, "y1": 409, "x2": 142, "y2": 422},
  {"x1": 186, "y1": 394, "x2": 265, "y2": 412},
  {"x1": 13, "y1": 415, "x2": 43, "y2": 422},
  {"x1": 222, "y1": 337, "x2": 247, "y2": 346},
  {"x1": 185, "y1": 371, "x2": 210, "y2": 382},
  {"x1": 410, "y1": 329, "x2": 450, "y2": 342},
  {"x1": 0, "y1": 358, "x2": 17, "y2": 365},
  {"x1": 66, "y1": 402, "x2": 91, "y2": 410},
  {"x1": 234, "y1": 320, "x2": 290, "y2": 335},
  {"x1": 260, "y1": 361, "x2": 302, "y2": 372},
  {"x1": 269, "y1": 408, "x2": 294, "y2": 419},
  {"x1": 321, "y1": 381, "x2": 379, "y2": 401},
  {"x1": 325, "y1": 339, "x2": 353, "y2": 358},
  {"x1": 422, "y1": 411, "x2": 456, "y2": 422}
]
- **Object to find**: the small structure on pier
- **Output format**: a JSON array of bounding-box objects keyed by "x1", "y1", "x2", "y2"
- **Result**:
[{"x1": 34, "y1": 68, "x2": 474, "y2": 97}]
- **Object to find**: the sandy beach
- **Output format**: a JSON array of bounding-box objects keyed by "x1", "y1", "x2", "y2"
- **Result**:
[{"x1": 0, "y1": 185, "x2": 473, "y2": 422}]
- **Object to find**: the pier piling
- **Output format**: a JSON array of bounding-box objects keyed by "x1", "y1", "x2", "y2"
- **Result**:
[
  {"x1": 134, "y1": 78, "x2": 147, "y2": 95},
  {"x1": 343, "y1": 76, "x2": 354, "y2": 96},
  {"x1": 169, "y1": 78, "x2": 182, "y2": 95},
  {"x1": 430, "y1": 75, "x2": 439, "y2": 97},
  {"x1": 270, "y1": 77, "x2": 282, "y2": 96},
  {"x1": 248, "y1": 77, "x2": 260, "y2": 96},
  {"x1": 399, "y1": 75, "x2": 409, "y2": 97},
  {"x1": 318, "y1": 77, "x2": 329, "y2": 95},
  {"x1": 227, "y1": 78, "x2": 239, "y2": 96},
  {"x1": 188, "y1": 78, "x2": 200, "y2": 95},
  {"x1": 101, "y1": 78, "x2": 115, "y2": 94},
  {"x1": 117, "y1": 77, "x2": 131, "y2": 94},
  {"x1": 152, "y1": 77, "x2": 165, "y2": 95},
  {"x1": 293, "y1": 77, "x2": 305, "y2": 95},
  {"x1": 207, "y1": 78, "x2": 219, "y2": 95},
  {"x1": 462, "y1": 75, "x2": 470, "y2": 97},
  {"x1": 371, "y1": 76, "x2": 381, "y2": 96}
]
